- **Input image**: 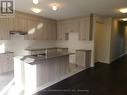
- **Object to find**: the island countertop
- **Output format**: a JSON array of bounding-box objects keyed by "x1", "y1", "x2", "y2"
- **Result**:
[
  {"x1": 14, "y1": 52, "x2": 73, "y2": 93},
  {"x1": 25, "y1": 47, "x2": 68, "y2": 51},
  {"x1": 16, "y1": 52, "x2": 74, "y2": 65}
]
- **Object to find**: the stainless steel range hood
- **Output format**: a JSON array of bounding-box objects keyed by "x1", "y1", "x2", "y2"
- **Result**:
[{"x1": 10, "y1": 31, "x2": 28, "y2": 35}]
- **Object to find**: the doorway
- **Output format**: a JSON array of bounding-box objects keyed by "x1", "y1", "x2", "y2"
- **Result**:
[{"x1": 95, "y1": 22, "x2": 105, "y2": 63}]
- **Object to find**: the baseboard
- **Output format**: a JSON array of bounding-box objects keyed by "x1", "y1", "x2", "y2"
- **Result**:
[
  {"x1": 95, "y1": 60, "x2": 110, "y2": 64},
  {"x1": 111, "y1": 52, "x2": 127, "y2": 63},
  {"x1": 96, "y1": 52, "x2": 127, "y2": 64}
]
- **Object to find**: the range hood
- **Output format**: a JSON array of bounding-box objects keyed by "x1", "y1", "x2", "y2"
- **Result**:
[{"x1": 10, "y1": 31, "x2": 28, "y2": 35}]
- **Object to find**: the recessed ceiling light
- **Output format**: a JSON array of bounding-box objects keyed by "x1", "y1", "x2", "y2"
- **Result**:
[
  {"x1": 119, "y1": 8, "x2": 127, "y2": 13},
  {"x1": 121, "y1": 18, "x2": 127, "y2": 21},
  {"x1": 31, "y1": 8, "x2": 42, "y2": 13},
  {"x1": 33, "y1": 0, "x2": 39, "y2": 4}
]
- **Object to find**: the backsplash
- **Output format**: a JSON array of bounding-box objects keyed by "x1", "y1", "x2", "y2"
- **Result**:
[
  {"x1": 0, "y1": 32, "x2": 93, "y2": 65},
  {"x1": 0, "y1": 34, "x2": 56, "y2": 56}
]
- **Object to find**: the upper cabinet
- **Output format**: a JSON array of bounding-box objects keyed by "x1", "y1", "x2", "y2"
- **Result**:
[
  {"x1": 13, "y1": 13, "x2": 28, "y2": 32},
  {"x1": 79, "y1": 17, "x2": 90, "y2": 40},
  {"x1": 0, "y1": 12, "x2": 91, "y2": 41},
  {"x1": 0, "y1": 18, "x2": 10, "y2": 40},
  {"x1": 23, "y1": 14, "x2": 57, "y2": 40},
  {"x1": 0, "y1": 12, "x2": 57, "y2": 40},
  {"x1": 23, "y1": 13, "x2": 57, "y2": 40},
  {"x1": 57, "y1": 22, "x2": 63, "y2": 40},
  {"x1": 57, "y1": 16, "x2": 91, "y2": 40},
  {"x1": 57, "y1": 21, "x2": 79, "y2": 40},
  {"x1": 57, "y1": 22, "x2": 67, "y2": 40}
]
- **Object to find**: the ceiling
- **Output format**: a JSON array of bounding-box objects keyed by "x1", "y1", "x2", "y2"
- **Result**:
[{"x1": 15, "y1": 0, "x2": 127, "y2": 20}]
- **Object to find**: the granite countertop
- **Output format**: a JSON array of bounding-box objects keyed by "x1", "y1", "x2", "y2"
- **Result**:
[
  {"x1": 18, "y1": 52, "x2": 74, "y2": 65},
  {"x1": 76, "y1": 49, "x2": 92, "y2": 52},
  {"x1": 25, "y1": 47, "x2": 68, "y2": 51},
  {"x1": 0, "y1": 51, "x2": 14, "y2": 55}
]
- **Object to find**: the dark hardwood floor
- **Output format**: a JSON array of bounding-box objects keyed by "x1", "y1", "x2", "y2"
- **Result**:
[{"x1": 34, "y1": 55, "x2": 127, "y2": 95}]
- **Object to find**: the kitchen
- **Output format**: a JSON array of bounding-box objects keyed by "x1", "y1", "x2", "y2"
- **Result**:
[
  {"x1": 0, "y1": 0, "x2": 127, "y2": 95},
  {"x1": 0, "y1": 5, "x2": 93, "y2": 95}
]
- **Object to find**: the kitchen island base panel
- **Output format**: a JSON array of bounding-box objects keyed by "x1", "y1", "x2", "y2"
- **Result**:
[
  {"x1": 14, "y1": 54, "x2": 76, "y2": 94},
  {"x1": 34, "y1": 64, "x2": 85, "y2": 95},
  {"x1": 36, "y1": 56, "x2": 69, "y2": 87}
]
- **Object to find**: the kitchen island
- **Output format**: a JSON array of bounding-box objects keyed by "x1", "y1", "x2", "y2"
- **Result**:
[{"x1": 14, "y1": 52, "x2": 74, "y2": 94}]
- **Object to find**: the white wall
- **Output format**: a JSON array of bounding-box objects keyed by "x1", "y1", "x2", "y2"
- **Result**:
[
  {"x1": 110, "y1": 19, "x2": 127, "y2": 62},
  {"x1": 56, "y1": 32, "x2": 94, "y2": 64}
]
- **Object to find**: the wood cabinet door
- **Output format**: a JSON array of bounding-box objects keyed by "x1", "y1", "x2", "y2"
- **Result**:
[
  {"x1": 57, "y1": 20, "x2": 80, "y2": 40},
  {"x1": 46, "y1": 23, "x2": 57, "y2": 40},
  {"x1": 42, "y1": 22, "x2": 48, "y2": 40},
  {"x1": 25, "y1": 17, "x2": 36, "y2": 40},
  {"x1": 57, "y1": 22, "x2": 63, "y2": 40},
  {"x1": 0, "y1": 53, "x2": 13, "y2": 73},
  {"x1": 0, "y1": 18, "x2": 10, "y2": 40},
  {"x1": 8, "y1": 17, "x2": 14, "y2": 32},
  {"x1": 25, "y1": 17, "x2": 39, "y2": 40},
  {"x1": 36, "y1": 20, "x2": 44, "y2": 40},
  {"x1": 12, "y1": 14, "x2": 27, "y2": 32},
  {"x1": 57, "y1": 22, "x2": 68, "y2": 40},
  {"x1": 25, "y1": 19, "x2": 57, "y2": 40},
  {"x1": 79, "y1": 18, "x2": 90, "y2": 40},
  {"x1": 4, "y1": 53, "x2": 14, "y2": 72},
  {"x1": 64, "y1": 22, "x2": 79, "y2": 33},
  {"x1": 50, "y1": 23, "x2": 57, "y2": 40},
  {"x1": 76, "y1": 51, "x2": 86, "y2": 67},
  {"x1": 61, "y1": 23, "x2": 68, "y2": 40},
  {"x1": 32, "y1": 20, "x2": 41, "y2": 40},
  {"x1": 71, "y1": 22, "x2": 79, "y2": 33},
  {"x1": 46, "y1": 23, "x2": 52, "y2": 40},
  {"x1": 62, "y1": 23, "x2": 70, "y2": 33}
]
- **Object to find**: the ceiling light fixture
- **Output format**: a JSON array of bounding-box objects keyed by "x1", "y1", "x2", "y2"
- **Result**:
[
  {"x1": 31, "y1": 8, "x2": 41, "y2": 13},
  {"x1": 33, "y1": 0, "x2": 39, "y2": 4},
  {"x1": 119, "y1": 8, "x2": 127, "y2": 13},
  {"x1": 121, "y1": 18, "x2": 127, "y2": 21},
  {"x1": 50, "y1": 3, "x2": 60, "y2": 11},
  {"x1": 52, "y1": 5, "x2": 58, "y2": 11}
]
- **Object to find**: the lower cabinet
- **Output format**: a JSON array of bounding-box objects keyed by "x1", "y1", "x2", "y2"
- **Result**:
[
  {"x1": 0, "y1": 52, "x2": 14, "y2": 74},
  {"x1": 76, "y1": 50, "x2": 91, "y2": 68}
]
